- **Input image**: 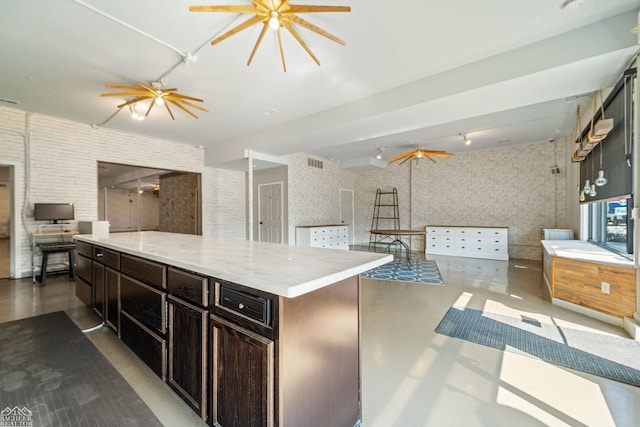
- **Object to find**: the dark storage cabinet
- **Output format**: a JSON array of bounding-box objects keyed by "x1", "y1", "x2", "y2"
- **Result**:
[
  {"x1": 121, "y1": 254, "x2": 166, "y2": 289},
  {"x1": 75, "y1": 252, "x2": 92, "y2": 307},
  {"x1": 105, "y1": 267, "x2": 120, "y2": 332},
  {"x1": 93, "y1": 262, "x2": 104, "y2": 317},
  {"x1": 168, "y1": 297, "x2": 208, "y2": 418},
  {"x1": 120, "y1": 275, "x2": 166, "y2": 335},
  {"x1": 210, "y1": 315, "x2": 274, "y2": 427},
  {"x1": 121, "y1": 312, "x2": 166, "y2": 379}
]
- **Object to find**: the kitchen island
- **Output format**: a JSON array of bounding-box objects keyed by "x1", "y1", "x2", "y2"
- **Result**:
[{"x1": 73, "y1": 231, "x2": 392, "y2": 427}]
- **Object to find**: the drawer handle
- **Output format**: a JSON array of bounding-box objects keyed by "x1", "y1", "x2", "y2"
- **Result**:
[
  {"x1": 238, "y1": 303, "x2": 245, "y2": 310},
  {"x1": 95, "y1": 253, "x2": 104, "y2": 258}
]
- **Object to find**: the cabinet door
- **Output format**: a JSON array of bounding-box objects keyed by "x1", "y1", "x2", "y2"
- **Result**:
[
  {"x1": 93, "y1": 262, "x2": 105, "y2": 318},
  {"x1": 168, "y1": 298, "x2": 207, "y2": 419},
  {"x1": 210, "y1": 315, "x2": 274, "y2": 427},
  {"x1": 105, "y1": 267, "x2": 120, "y2": 333}
]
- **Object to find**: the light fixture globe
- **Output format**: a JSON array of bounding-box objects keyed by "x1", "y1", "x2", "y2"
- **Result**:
[
  {"x1": 594, "y1": 169, "x2": 608, "y2": 186},
  {"x1": 582, "y1": 180, "x2": 590, "y2": 193},
  {"x1": 589, "y1": 184, "x2": 597, "y2": 197}
]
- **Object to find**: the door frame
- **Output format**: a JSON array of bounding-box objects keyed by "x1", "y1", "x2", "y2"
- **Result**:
[
  {"x1": 257, "y1": 181, "x2": 284, "y2": 243},
  {"x1": 0, "y1": 161, "x2": 22, "y2": 278},
  {"x1": 339, "y1": 189, "x2": 355, "y2": 246}
]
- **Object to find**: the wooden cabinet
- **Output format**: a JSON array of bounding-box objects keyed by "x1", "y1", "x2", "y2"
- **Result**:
[
  {"x1": 210, "y1": 314, "x2": 274, "y2": 427},
  {"x1": 93, "y1": 261, "x2": 105, "y2": 318},
  {"x1": 121, "y1": 311, "x2": 166, "y2": 379},
  {"x1": 75, "y1": 251, "x2": 92, "y2": 307},
  {"x1": 426, "y1": 226, "x2": 509, "y2": 260},
  {"x1": 167, "y1": 296, "x2": 208, "y2": 418},
  {"x1": 105, "y1": 267, "x2": 120, "y2": 332}
]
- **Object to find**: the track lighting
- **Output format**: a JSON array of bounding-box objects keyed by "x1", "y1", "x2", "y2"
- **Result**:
[
  {"x1": 376, "y1": 148, "x2": 385, "y2": 160},
  {"x1": 595, "y1": 170, "x2": 608, "y2": 186},
  {"x1": 460, "y1": 134, "x2": 471, "y2": 145},
  {"x1": 582, "y1": 180, "x2": 590, "y2": 194},
  {"x1": 589, "y1": 184, "x2": 597, "y2": 197}
]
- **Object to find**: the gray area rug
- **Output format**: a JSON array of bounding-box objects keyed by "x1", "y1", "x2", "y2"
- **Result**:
[
  {"x1": 0, "y1": 311, "x2": 162, "y2": 426},
  {"x1": 435, "y1": 306, "x2": 640, "y2": 387},
  {"x1": 361, "y1": 259, "x2": 444, "y2": 285}
]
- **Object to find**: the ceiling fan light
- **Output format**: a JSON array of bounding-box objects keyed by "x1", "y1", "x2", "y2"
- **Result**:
[
  {"x1": 269, "y1": 12, "x2": 280, "y2": 30},
  {"x1": 156, "y1": 95, "x2": 164, "y2": 106},
  {"x1": 129, "y1": 104, "x2": 145, "y2": 121},
  {"x1": 594, "y1": 169, "x2": 608, "y2": 186},
  {"x1": 416, "y1": 152, "x2": 423, "y2": 159}
]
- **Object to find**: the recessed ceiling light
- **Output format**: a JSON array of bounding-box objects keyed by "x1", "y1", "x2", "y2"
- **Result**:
[{"x1": 562, "y1": 0, "x2": 584, "y2": 11}]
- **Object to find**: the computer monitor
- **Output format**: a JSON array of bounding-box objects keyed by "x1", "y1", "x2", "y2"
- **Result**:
[{"x1": 34, "y1": 203, "x2": 74, "y2": 224}]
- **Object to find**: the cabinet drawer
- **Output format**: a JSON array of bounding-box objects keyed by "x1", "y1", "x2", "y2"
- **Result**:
[
  {"x1": 94, "y1": 246, "x2": 120, "y2": 270},
  {"x1": 121, "y1": 312, "x2": 166, "y2": 380},
  {"x1": 219, "y1": 285, "x2": 272, "y2": 327},
  {"x1": 167, "y1": 267, "x2": 210, "y2": 307},
  {"x1": 121, "y1": 254, "x2": 166, "y2": 289},
  {"x1": 76, "y1": 254, "x2": 92, "y2": 284},
  {"x1": 75, "y1": 240, "x2": 93, "y2": 258},
  {"x1": 121, "y1": 275, "x2": 166, "y2": 335}
]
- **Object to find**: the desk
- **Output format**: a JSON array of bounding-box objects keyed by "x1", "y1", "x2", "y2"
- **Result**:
[
  {"x1": 31, "y1": 230, "x2": 78, "y2": 284},
  {"x1": 369, "y1": 229, "x2": 426, "y2": 263}
]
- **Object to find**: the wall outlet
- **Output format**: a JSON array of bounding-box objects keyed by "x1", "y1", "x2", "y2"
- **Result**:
[{"x1": 601, "y1": 281, "x2": 610, "y2": 294}]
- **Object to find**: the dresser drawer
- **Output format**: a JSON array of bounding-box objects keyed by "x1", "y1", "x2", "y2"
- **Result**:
[
  {"x1": 219, "y1": 285, "x2": 272, "y2": 327},
  {"x1": 76, "y1": 254, "x2": 92, "y2": 284},
  {"x1": 121, "y1": 254, "x2": 166, "y2": 289},
  {"x1": 120, "y1": 275, "x2": 166, "y2": 335},
  {"x1": 167, "y1": 267, "x2": 210, "y2": 307}
]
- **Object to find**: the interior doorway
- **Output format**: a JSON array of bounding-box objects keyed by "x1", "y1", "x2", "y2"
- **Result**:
[
  {"x1": 258, "y1": 182, "x2": 283, "y2": 243},
  {"x1": 340, "y1": 189, "x2": 355, "y2": 246},
  {"x1": 0, "y1": 166, "x2": 11, "y2": 278}
]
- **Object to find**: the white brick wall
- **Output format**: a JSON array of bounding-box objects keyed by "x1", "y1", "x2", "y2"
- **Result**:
[{"x1": 1, "y1": 107, "x2": 246, "y2": 277}]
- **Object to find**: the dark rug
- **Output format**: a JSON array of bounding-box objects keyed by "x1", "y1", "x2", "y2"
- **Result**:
[
  {"x1": 360, "y1": 259, "x2": 444, "y2": 285},
  {"x1": 435, "y1": 306, "x2": 640, "y2": 387},
  {"x1": 0, "y1": 311, "x2": 162, "y2": 426}
]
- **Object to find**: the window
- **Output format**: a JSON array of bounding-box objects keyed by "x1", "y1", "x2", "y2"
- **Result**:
[{"x1": 584, "y1": 196, "x2": 633, "y2": 256}]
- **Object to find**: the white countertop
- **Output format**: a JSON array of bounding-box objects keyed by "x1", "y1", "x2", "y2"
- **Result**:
[
  {"x1": 75, "y1": 231, "x2": 393, "y2": 298},
  {"x1": 541, "y1": 240, "x2": 634, "y2": 268}
]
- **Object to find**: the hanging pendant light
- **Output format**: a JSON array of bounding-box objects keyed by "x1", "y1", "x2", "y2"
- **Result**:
[
  {"x1": 579, "y1": 191, "x2": 586, "y2": 202},
  {"x1": 594, "y1": 142, "x2": 608, "y2": 186},
  {"x1": 589, "y1": 184, "x2": 597, "y2": 197},
  {"x1": 583, "y1": 179, "x2": 590, "y2": 194}
]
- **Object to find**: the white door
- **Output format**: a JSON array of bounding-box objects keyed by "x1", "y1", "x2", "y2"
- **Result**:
[
  {"x1": 258, "y1": 182, "x2": 283, "y2": 243},
  {"x1": 0, "y1": 166, "x2": 11, "y2": 278},
  {"x1": 340, "y1": 189, "x2": 354, "y2": 246}
]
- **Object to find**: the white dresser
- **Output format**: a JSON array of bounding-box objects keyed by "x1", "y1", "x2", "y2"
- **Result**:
[
  {"x1": 296, "y1": 225, "x2": 349, "y2": 250},
  {"x1": 425, "y1": 226, "x2": 508, "y2": 260}
]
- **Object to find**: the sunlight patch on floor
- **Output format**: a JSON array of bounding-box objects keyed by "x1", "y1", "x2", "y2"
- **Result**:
[{"x1": 498, "y1": 351, "x2": 616, "y2": 427}]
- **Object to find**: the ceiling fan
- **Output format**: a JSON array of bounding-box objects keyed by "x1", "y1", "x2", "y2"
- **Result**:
[
  {"x1": 189, "y1": 0, "x2": 351, "y2": 72},
  {"x1": 100, "y1": 81, "x2": 208, "y2": 120},
  {"x1": 388, "y1": 149, "x2": 456, "y2": 165}
]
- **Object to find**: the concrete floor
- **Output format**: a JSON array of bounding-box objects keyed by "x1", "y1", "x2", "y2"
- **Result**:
[{"x1": 1, "y1": 252, "x2": 640, "y2": 426}]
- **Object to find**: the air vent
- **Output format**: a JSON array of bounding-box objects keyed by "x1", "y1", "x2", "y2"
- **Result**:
[
  {"x1": 0, "y1": 98, "x2": 18, "y2": 105},
  {"x1": 307, "y1": 158, "x2": 323, "y2": 169}
]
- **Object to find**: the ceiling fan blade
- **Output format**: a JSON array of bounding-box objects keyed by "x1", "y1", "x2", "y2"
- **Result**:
[
  {"x1": 164, "y1": 101, "x2": 176, "y2": 120},
  {"x1": 276, "y1": 27, "x2": 287, "y2": 72},
  {"x1": 144, "y1": 98, "x2": 157, "y2": 117},
  {"x1": 398, "y1": 156, "x2": 413, "y2": 166},
  {"x1": 169, "y1": 100, "x2": 199, "y2": 119},
  {"x1": 173, "y1": 99, "x2": 209, "y2": 112},
  {"x1": 247, "y1": 22, "x2": 269, "y2": 66},
  {"x1": 425, "y1": 155, "x2": 437, "y2": 163},
  {"x1": 287, "y1": 5, "x2": 351, "y2": 13},
  {"x1": 210, "y1": 15, "x2": 263, "y2": 46},
  {"x1": 164, "y1": 93, "x2": 205, "y2": 102},
  {"x1": 288, "y1": 15, "x2": 345, "y2": 45},
  {"x1": 116, "y1": 96, "x2": 147, "y2": 108},
  {"x1": 189, "y1": 5, "x2": 258, "y2": 14},
  {"x1": 281, "y1": 21, "x2": 320, "y2": 65}
]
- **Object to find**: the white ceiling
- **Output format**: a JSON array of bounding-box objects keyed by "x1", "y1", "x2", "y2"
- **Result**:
[{"x1": 1, "y1": 0, "x2": 639, "y2": 171}]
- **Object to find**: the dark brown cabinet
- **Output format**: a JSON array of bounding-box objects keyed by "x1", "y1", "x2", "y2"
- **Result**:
[
  {"x1": 75, "y1": 252, "x2": 92, "y2": 306},
  {"x1": 167, "y1": 296, "x2": 208, "y2": 418},
  {"x1": 105, "y1": 267, "x2": 120, "y2": 332},
  {"x1": 92, "y1": 261, "x2": 104, "y2": 318},
  {"x1": 210, "y1": 314, "x2": 274, "y2": 427}
]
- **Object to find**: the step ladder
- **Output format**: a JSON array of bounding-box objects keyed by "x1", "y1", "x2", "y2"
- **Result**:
[{"x1": 369, "y1": 188, "x2": 400, "y2": 249}]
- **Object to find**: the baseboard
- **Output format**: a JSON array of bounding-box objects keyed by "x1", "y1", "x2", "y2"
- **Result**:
[{"x1": 552, "y1": 298, "x2": 624, "y2": 328}]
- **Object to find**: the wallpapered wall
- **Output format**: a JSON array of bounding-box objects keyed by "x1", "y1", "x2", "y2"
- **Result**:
[
  {"x1": 159, "y1": 172, "x2": 201, "y2": 235},
  {"x1": 287, "y1": 153, "x2": 355, "y2": 245},
  {"x1": 356, "y1": 141, "x2": 568, "y2": 260}
]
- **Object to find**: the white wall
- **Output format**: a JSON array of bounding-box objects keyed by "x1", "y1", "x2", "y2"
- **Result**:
[{"x1": 0, "y1": 106, "x2": 246, "y2": 277}]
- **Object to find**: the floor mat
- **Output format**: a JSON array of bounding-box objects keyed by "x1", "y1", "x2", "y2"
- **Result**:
[
  {"x1": 0, "y1": 311, "x2": 162, "y2": 426},
  {"x1": 435, "y1": 306, "x2": 640, "y2": 387},
  {"x1": 360, "y1": 259, "x2": 444, "y2": 285}
]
